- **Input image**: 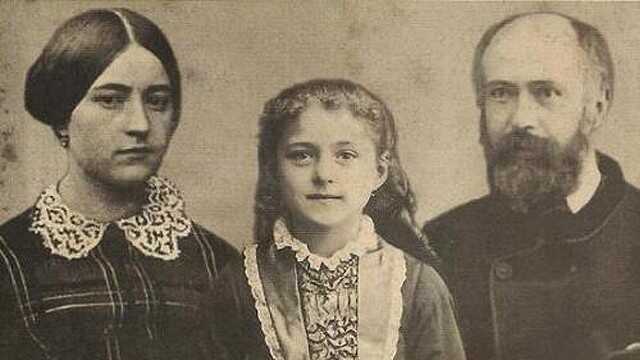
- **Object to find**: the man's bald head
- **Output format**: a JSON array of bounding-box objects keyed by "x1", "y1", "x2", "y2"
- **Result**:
[{"x1": 473, "y1": 12, "x2": 614, "y2": 111}]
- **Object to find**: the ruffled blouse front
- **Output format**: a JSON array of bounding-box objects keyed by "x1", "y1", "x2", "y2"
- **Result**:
[{"x1": 273, "y1": 217, "x2": 378, "y2": 360}]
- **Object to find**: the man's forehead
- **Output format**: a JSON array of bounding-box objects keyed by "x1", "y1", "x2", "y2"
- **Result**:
[{"x1": 482, "y1": 14, "x2": 585, "y2": 84}]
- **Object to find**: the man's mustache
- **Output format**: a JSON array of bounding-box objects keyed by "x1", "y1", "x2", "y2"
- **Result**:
[{"x1": 492, "y1": 130, "x2": 552, "y2": 160}]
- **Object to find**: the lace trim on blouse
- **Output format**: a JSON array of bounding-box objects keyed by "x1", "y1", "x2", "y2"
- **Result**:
[
  {"x1": 273, "y1": 215, "x2": 378, "y2": 271},
  {"x1": 383, "y1": 245, "x2": 406, "y2": 360},
  {"x1": 244, "y1": 245, "x2": 285, "y2": 360},
  {"x1": 29, "y1": 176, "x2": 192, "y2": 261}
]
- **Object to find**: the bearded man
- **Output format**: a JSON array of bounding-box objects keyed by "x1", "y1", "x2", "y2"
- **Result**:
[{"x1": 424, "y1": 12, "x2": 640, "y2": 360}]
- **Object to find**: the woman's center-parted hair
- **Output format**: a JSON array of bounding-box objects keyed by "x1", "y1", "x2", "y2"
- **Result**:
[
  {"x1": 254, "y1": 79, "x2": 429, "y2": 256},
  {"x1": 24, "y1": 8, "x2": 181, "y2": 134}
]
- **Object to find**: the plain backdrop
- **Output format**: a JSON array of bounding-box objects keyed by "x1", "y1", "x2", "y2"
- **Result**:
[{"x1": 1, "y1": 1, "x2": 640, "y2": 249}]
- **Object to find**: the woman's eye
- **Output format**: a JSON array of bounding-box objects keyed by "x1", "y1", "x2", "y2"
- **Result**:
[
  {"x1": 146, "y1": 94, "x2": 171, "y2": 111},
  {"x1": 92, "y1": 95, "x2": 127, "y2": 109},
  {"x1": 285, "y1": 150, "x2": 313, "y2": 165}
]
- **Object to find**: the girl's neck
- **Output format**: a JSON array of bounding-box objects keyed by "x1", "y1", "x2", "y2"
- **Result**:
[
  {"x1": 58, "y1": 168, "x2": 147, "y2": 223},
  {"x1": 288, "y1": 215, "x2": 361, "y2": 258}
]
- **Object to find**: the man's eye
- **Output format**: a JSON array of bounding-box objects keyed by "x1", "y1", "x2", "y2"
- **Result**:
[
  {"x1": 146, "y1": 94, "x2": 171, "y2": 111},
  {"x1": 487, "y1": 87, "x2": 515, "y2": 102},
  {"x1": 92, "y1": 95, "x2": 127, "y2": 109},
  {"x1": 533, "y1": 86, "x2": 561, "y2": 100}
]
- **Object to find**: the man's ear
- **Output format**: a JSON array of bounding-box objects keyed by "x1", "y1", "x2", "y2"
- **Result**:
[
  {"x1": 582, "y1": 83, "x2": 611, "y2": 135},
  {"x1": 374, "y1": 151, "x2": 390, "y2": 191}
]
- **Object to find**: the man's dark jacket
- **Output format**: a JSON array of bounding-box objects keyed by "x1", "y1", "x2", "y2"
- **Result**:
[{"x1": 424, "y1": 153, "x2": 640, "y2": 360}]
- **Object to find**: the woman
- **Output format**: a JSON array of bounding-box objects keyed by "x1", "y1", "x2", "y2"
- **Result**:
[{"x1": 0, "y1": 8, "x2": 238, "y2": 359}]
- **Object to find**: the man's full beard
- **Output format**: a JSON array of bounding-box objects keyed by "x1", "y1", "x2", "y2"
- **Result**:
[{"x1": 487, "y1": 128, "x2": 588, "y2": 214}]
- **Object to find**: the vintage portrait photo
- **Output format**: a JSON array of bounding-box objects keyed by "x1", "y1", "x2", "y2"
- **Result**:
[{"x1": 0, "y1": 1, "x2": 639, "y2": 359}]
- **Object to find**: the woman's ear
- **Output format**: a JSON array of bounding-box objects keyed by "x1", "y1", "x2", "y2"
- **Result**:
[
  {"x1": 53, "y1": 126, "x2": 70, "y2": 148},
  {"x1": 374, "y1": 151, "x2": 390, "y2": 191}
]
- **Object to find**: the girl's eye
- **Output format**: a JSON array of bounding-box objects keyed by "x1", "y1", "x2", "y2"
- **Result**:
[
  {"x1": 336, "y1": 150, "x2": 358, "y2": 162},
  {"x1": 285, "y1": 150, "x2": 313, "y2": 165},
  {"x1": 92, "y1": 94, "x2": 127, "y2": 109},
  {"x1": 146, "y1": 93, "x2": 172, "y2": 111}
]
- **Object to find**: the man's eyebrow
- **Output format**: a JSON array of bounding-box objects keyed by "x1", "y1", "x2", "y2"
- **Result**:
[
  {"x1": 528, "y1": 80, "x2": 559, "y2": 88},
  {"x1": 90, "y1": 83, "x2": 132, "y2": 92}
]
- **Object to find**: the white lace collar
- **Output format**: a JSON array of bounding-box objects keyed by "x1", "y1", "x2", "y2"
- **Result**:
[
  {"x1": 273, "y1": 215, "x2": 379, "y2": 271},
  {"x1": 29, "y1": 176, "x2": 192, "y2": 261}
]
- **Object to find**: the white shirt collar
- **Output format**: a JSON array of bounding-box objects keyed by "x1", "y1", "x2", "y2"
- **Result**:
[
  {"x1": 29, "y1": 176, "x2": 192, "y2": 261},
  {"x1": 566, "y1": 149, "x2": 601, "y2": 214},
  {"x1": 273, "y1": 215, "x2": 379, "y2": 271}
]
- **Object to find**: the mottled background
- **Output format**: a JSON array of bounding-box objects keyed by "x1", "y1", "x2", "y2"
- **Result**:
[{"x1": 1, "y1": 1, "x2": 639, "y2": 249}]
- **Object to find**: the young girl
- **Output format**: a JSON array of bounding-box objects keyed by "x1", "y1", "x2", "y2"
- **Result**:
[{"x1": 208, "y1": 79, "x2": 465, "y2": 359}]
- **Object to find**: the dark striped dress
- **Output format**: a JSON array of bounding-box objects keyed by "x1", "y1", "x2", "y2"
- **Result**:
[{"x1": 0, "y1": 177, "x2": 238, "y2": 360}]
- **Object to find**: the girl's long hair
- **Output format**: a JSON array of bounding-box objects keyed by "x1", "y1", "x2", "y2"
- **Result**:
[{"x1": 254, "y1": 79, "x2": 437, "y2": 262}]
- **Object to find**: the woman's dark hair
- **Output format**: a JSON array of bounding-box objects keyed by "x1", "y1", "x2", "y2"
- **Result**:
[
  {"x1": 24, "y1": 8, "x2": 181, "y2": 130},
  {"x1": 255, "y1": 78, "x2": 437, "y2": 262}
]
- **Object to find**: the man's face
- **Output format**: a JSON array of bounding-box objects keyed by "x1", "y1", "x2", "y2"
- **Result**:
[
  {"x1": 479, "y1": 15, "x2": 595, "y2": 211},
  {"x1": 481, "y1": 14, "x2": 590, "y2": 149}
]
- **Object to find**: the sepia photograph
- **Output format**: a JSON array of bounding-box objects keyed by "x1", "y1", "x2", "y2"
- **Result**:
[{"x1": 0, "y1": 1, "x2": 639, "y2": 359}]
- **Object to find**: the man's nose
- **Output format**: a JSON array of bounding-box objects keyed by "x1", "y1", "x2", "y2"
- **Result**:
[
  {"x1": 124, "y1": 96, "x2": 150, "y2": 136},
  {"x1": 509, "y1": 92, "x2": 540, "y2": 132},
  {"x1": 312, "y1": 156, "x2": 335, "y2": 186}
]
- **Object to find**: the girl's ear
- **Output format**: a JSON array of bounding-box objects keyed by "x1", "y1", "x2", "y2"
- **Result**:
[{"x1": 374, "y1": 151, "x2": 390, "y2": 191}]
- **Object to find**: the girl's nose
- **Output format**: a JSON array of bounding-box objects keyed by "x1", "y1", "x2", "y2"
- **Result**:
[{"x1": 312, "y1": 157, "x2": 335, "y2": 186}]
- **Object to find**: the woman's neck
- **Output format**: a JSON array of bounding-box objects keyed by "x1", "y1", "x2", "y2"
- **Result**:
[
  {"x1": 288, "y1": 215, "x2": 361, "y2": 258},
  {"x1": 58, "y1": 169, "x2": 147, "y2": 223}
]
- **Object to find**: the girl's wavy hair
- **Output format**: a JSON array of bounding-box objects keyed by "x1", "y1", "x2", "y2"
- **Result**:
[{"x1": 255, "y1": 79, "x2": 435, "y2": 260}]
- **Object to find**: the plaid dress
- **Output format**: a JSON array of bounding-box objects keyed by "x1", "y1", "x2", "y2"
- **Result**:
[{"x1": 0, "y1": 177, "x2": 238, "y2": 360}]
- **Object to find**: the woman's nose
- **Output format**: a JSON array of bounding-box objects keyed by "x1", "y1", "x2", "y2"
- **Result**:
[{"x1": 124, "y1": 96, "x2": 150, "y2": 135}]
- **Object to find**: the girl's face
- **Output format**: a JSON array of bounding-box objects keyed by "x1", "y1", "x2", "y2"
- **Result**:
[
  {"x1": 66, "y1": 45, "x2": 176, "y2": 188},
  {"x1": 277, "y1": 103, "x2": 387, "y2": 230}
]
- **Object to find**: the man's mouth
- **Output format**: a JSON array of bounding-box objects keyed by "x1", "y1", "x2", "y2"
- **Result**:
[{"x1": 306, "y1": 194, "x2": 343, "y2": 200}]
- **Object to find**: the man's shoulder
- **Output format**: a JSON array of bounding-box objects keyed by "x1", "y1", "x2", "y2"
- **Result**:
[
  {"x1": 424, "y1": 195, "x2": 495, "y2": 234},
  {"x1": 621, "y1": 181, "x2": 640, "y2": 210}
]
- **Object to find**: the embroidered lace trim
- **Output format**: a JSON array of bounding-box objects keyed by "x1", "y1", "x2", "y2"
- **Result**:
[
  {"x1": 384, "y1": 245, "x2": 407, "y2": 360},
  {"x1": 297, "y1": 254, "x2": 359, "y2": 359},
  {"x1": 243, "y1": 245, "x2": 284, "y2": 360},
  {"x1": 273, "y1": 216, "x2": 378, "y2": 271},
  {"x1": 29, "y1": 176, "x2": 192, "y2": 261}
]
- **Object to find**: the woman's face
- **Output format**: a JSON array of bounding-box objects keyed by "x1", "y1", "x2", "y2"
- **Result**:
[{"x1": 66, "y1": 45, "x2": 176, "y2": 188}]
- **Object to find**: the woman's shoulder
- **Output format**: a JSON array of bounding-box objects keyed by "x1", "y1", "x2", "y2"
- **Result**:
[
  {"x1": 187, "y1": 222, "x2": 241, "y2": 268},
  {"x1": 0, "y1": 207, "x2": 42, "y2": 253}
]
